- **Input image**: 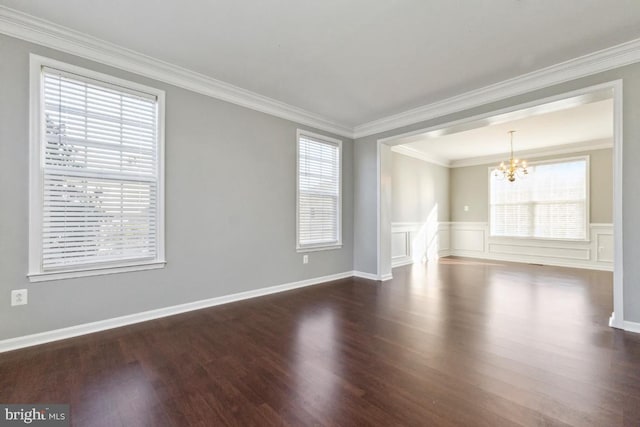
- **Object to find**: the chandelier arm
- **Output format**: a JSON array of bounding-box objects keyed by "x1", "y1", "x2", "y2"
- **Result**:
[{"x1": 495, "y1": 130, "x2": 527, "y2": 183}]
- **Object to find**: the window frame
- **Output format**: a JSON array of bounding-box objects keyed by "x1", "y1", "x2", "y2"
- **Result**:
[
  {"x1": 28, "y1": 54, "x2": 166, "y2": 282},
  {"x1": 296, "y1": 129, "x2": 343, "y2": 252},
  {"x1": 487, "y1": 155, "x2": 590, "y2": 242}
]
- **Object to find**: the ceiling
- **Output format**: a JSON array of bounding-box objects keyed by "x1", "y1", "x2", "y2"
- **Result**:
[
  {"x1": 1, "y1": 1, "x2": 640, "y2": 128},
  {"x1": 394, "y1": 98, "x2": 613, "y2": 163}
]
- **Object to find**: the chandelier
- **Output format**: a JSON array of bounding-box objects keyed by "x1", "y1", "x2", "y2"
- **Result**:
[{"x1": 493, "y1": 130, "x2": 528, "y2": 182}]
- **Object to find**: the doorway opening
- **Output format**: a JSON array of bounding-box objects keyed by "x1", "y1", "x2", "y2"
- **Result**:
[{"x1": 376, "y1": 81, "x2": 623, "y2": 328}]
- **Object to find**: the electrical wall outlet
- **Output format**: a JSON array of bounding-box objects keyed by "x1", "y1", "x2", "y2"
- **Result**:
[
  {"x1": 303, "y1": 254, "x2": 309, "y2": 264},
  {"x1": 464, "y1": 205, "x2": 470, "y2": 212},
  {"x1": 11, "y1": 289, "x2": 28, "y2": 306}
]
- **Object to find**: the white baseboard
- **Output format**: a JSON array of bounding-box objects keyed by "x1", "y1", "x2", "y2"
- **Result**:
[
  {"x1": 611, "y1": 312, "x2": 640, "y2": 334},
  {"x1": 609, "y1": 312, "x2": 621, "y2": 329},
  {"x1": 353, "y1": 271, "x2": 393, "y2": 281},
  {"x1": 622, "y1": 321, "x2": 640, "y2": 334},
  {"x1": 5, "y1": 268, "x2": 629, "y2": 353},
  {"x1": 391, "y1": 257, "x2": 414, "y2": 268},
  {"x1": 352, "y1": 270, "x2": 379, "y2": 280},
  {"x1": 448, "y1": 251, "x2": 614, "y2": 272},
  {"x1": 0, "y1": 270, "x2": 354, "y2": 353}
]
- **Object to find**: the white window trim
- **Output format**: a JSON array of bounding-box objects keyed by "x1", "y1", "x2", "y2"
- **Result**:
[
  {"x1": 28, "y1": 54, "x2": 166, "y2": 282},
  {"x1": 487, "y1": 155, "x2": 591, "y2": 242},
  {"x1": 296, "y1": 129, "x2": 343, "y2": 252}
]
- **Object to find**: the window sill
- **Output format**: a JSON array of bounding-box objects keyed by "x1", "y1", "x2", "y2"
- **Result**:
[
  {"x1": 296, "y1": 244, "x2": 343, "y2": 253},
  {"x1": 28, "y1": 260, "x2": 166, "y2": 283}
]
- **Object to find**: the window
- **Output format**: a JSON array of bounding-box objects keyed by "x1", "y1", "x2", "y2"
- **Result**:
[
  {"x1": 490, "y1": 157, "x2": 588, "y2": 240},
  {"x1": 296, "y1": 130, "x2": 342, "y2": 251},
  {"x1": 29, "y1": 56, "x2": 165, "y2": 281}
]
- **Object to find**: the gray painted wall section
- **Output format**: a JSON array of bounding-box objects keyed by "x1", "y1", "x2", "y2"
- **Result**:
[
  {"x1": 353, "y1": 140, "x2": 377, "y2": 273},
  {"x1": 391, "y1": 152, "x2": 450, "y2": 223},
  {"x1": 450, "y1": 148, "x2": 613, "y2": 223},
  {"x1": 354, "y1": 63, "x2": 640, "y2": 322},
  {"x1": 0, "y1": 34, "x2": 354, "y2": 340}
]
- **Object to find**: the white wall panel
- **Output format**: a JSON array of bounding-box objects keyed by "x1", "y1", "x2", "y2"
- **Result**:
[{"x1": 439, "y1": 222, "x2": 613, "y2": 271}]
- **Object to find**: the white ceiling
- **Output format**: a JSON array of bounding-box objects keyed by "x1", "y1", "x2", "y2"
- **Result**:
[
  {"x1": 1, "y1": 1, "x2": 640, "y2": 128},
  {"x1": 394, "y1": 98, "x2": 613, "y2": 163}
]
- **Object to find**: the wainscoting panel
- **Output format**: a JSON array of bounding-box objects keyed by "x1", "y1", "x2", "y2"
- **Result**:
[
  {"x1": 592, "y1": 224, "x2": 614, "y2": 264},
  {"x1": 488, "y1": 243, "x2": 590, "y2": 261},
  {"x1": 596, "y1": 234, "x2": 614, "y2": 263},
  {"x1": 392, "y1": 222, "x2": 612, "y2": 270},
  {"x1": 391, "y1": 222, "x2": 450, "y2": 267},
  {"x1": 440, "y1": 222, "x2": 613, "y2": 271},
  {"x1": 438, "y1": 224, "x2": 451, "y2": 257},
  {"x1": 391, "y1": 230, "x2": 411, "y2": 266},
  {"x1": 450, "y1": 224, "x2": 485, "y2": 253}
]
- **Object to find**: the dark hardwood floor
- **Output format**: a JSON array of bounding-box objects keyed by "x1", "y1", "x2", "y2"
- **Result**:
[{"x1": 1, "y1": 257, "x2": 639, "y2": 426}]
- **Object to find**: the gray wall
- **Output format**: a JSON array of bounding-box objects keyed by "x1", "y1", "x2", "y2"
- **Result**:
[
  {"x1": 354, "y1": 63, "x2": 640, "y2": 323},
  {"x1": 0, "y1": 34, "x2": 354, "y2": 340},
  {"x1": 391, "y1": 153, "x2": 450, "y2": 223},
  {"x1": 450, "y1": 148, "x2": 613, "y2": 223},
  {"x1": 353, "y1": 140, "x2": 377, "y2": 273}
]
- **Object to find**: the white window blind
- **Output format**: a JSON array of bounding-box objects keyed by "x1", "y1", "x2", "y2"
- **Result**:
[
  {"x1": 297, "y1": 131, "x2": 342, "y2": 250},
  {"x1": 38, "y1": 66, "x2": 161, "y2": 271},
  {"x1": 490, "y1": 158, "x2": 588, "y2": 240}
]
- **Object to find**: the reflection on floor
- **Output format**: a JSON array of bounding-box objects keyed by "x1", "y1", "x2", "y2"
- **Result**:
[{"x1": 1, "y1": 257, "x2": 638, "y2": 426}]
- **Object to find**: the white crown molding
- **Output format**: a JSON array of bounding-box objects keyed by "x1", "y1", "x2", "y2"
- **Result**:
[
  {"x1": 390, "y1": 145, "x2": 450, "y2": 167},
  {"x1": 354, "y1": 38, "x2": 640, "y2": 139},
  {"x1": 449, "y1": 138, "x2": 613, "y2": 168},
  {"x1": 2, "y1": 6, "x2": 640, "y2": 142},
  {"x1": 391, "y1": 138, "x2": 612, "y2": 169},
  {"x1": 0, "y1": 5, "x2": 353, "y2": 138}
]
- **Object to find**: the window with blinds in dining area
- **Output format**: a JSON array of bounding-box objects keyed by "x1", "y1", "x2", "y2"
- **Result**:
[
  {"x1": 31, "y1": 61, "x2": 164, "y2": 277},
  {"x1": 296, "y1": 130, "x2": 342, "y2": 251},
  {"x1": 489, "y1": 157, "x2": 588, "y2": 240}
]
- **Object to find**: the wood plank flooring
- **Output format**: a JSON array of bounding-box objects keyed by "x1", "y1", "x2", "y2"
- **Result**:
[{"x1": 1, "y1": 257, "x2": 639, "y2": 426}]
